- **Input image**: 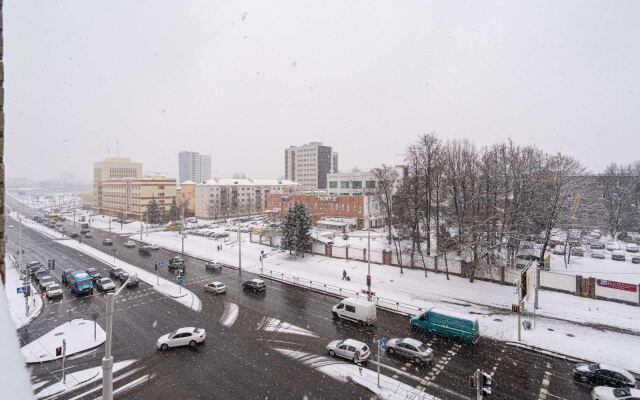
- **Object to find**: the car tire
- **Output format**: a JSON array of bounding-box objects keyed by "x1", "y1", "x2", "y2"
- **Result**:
[
  {"x1": 414, "y1": 357, "x2": 422, "y2": 364},
  {"x1": 332, "y1": 312, "x2": 338, "y2": 319},
  {"x1": 358, "y1": 320, "x2": 365, "y2": 326},
  {"x1": 161, "y1": 344, "x2": 168, "y2": 351},
  {"x1": 387, "y1": 347, "x2": 395, "y2": 354},
  {"x1": 189, "y1": 340, "x2": 197, "y2": 347},
  {"x1": 328, "y1": 350, "x2": 336, "y2": 357}
]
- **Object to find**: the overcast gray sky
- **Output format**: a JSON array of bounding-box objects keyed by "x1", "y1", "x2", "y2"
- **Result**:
[{"x1": 5, "y1": 0, "x2": 640, "y2": 182}]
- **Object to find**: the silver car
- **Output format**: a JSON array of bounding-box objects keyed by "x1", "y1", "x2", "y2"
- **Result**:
[
  {"x1": 326, "y1": 339, "x2": 370, "y2": 364},
  {"x1": 386, "y1": 338, "x2": 434, "y2": 364},
  {"x1": 204, "y1": 281, "x2": 227, "y2": 294}
]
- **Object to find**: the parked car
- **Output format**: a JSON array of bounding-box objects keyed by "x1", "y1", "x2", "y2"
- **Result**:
[
  {"x1": 591, "y1": 251, "x2": 606, "y2": 259},
  {"x1": 33, "y1": 269, "x2": 50, "y2": 282},
  {"x1": 612, "y1": 251, "x2": 626, "y2": 261},
  {"x1": 574, "y1": 363, "x2": 636, "y2": 388},
  {"x1": 84, "y1": 232, "x2": 94, "y2": 238},
  {"x1": 150, "y1": 244, "x2": 160, "y2": 250},
  {"x1": 411, "y1": 308, "x2": 480, "y2": 344},
  {"x1": 632, "y1": 256, "x2": 640, "y2": 264},
  {"x1": 204, "y1": 281, "x2": 227, "y2": 294},
  {"x1": 38, "y1": 276, "x2": 55, "y2": 290},
  {"x1": 386, "y1": 338, "x2": 434, "y2": 365},
  {"x1": 85, "y1": 268, "x2": 102, "y2": 281},
  {"x1": 205, "y1": 261, "x2": 222, "y2": 272},
  {"x1": 109, "y1": 267, "x2": 129, "y2": 283},
  {"x1": 46, "y1": 284, "x2": 63, "y2": 299},
  {"x1": 571, "y1": 247, "x2": 585, "y2": 257},
  {"x1": 552, "y1": 246, "x2": 566, "y2": 255},
  {"x1": 332, "y1": 297, "x2": 377, "y2": 325},
  {"x1": 124, "y1": 240, "x2": 136, "y2": 248},
  {"x1": 126, "y1": 273, "x2": 139, "y2": 288},
  {"x1": 626, "y1": 243, "x2": 639, "y2": 253},
  {"x1": 69, "y1": 232, "x2": 80, "y2": 239},
  {"x1": 242, "y1": 279, "x2": 266, "y2": 293},
  {"x1": 138, "y1": 246, "x2": 152, "y2": 256},
  {"x1": 96, "y1": 277, "x2": 116, "y2": 293},
  {"x1": 606, "y1": 242, "x2": 620, "y2": 251},
  {"x1": 168, "y1": 256, "x2": 184, "y2": 270},
  {"x1": 592, "y1": 387, "x2": 640, "y2": 400},
  {"x1": 156, "y1": 327, "x2": 206, "y2": 350},
  {"x1": 591, "y1": 242, "x2": 605, "y2": 250},
  {"x1": 103, "y1": 238, "x2": 113, "y2": 246},
  {"x1": 326, "y1": 339, "x2": 370, "y2": 364}
]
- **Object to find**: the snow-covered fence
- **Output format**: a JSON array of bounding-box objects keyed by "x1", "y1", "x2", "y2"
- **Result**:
[
  {"x1": 332, "y1": 246, "x2": 347, "y2": 259},
  {"x1": 540, "y1": 271, "x2": 576, "y2": 294},
  {"x1": 312, "y1": 242, "x2": 325, "y2": 255},
  {"x1": 370, "y1": 249, "x2": 384, "y2": 264},
  {"x1": 260, "y1": 268, "x2": 427, "y2": 317}
]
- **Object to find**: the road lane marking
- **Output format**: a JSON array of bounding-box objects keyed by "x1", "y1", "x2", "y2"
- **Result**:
[{"x1": 538, "y1": 362, "x2": 552, "y2": 400}]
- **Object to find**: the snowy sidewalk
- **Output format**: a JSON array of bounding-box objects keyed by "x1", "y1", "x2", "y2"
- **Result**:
[
  {"x1": 141, "y1": 230, "x2": 640, "y2": 373},
  {"x1": 4, "y1": 255, "x2": 43, "y2": 329}
]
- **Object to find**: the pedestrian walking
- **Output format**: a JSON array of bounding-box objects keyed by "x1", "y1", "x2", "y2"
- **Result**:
[{"x1": 342, "y1": 269, "x2": 347, "y2": 280}]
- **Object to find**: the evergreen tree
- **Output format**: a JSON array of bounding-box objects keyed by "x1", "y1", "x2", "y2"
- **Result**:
[
  {"x1": 169, "y1": 198, "x2": 178, "y2": 222},
  {"x1": 281, "y1": 205, "x2": 296, "y2": 255},
  {"x1": 146, "y1": 198, "x2": 162, "y2": 224},
  {"x1": 293, "y1": 202, "x2": 312, "y2": 257}
]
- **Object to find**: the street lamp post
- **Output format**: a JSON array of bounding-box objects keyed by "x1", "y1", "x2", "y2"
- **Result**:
[
  {"x1": 238, "y1": 219, "x2": 242, "y2": 271},
  {"x1": 102, "y1": 278, "x2": 130, "y2": 400},
  {"x1": 367, "y1": 217, "x2": 371, "y2": 294}
]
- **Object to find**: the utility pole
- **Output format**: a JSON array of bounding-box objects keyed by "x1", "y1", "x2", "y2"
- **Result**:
[
  {"x1": 517, "y1": 281, "x2": 522, "y2": 342},
  {"x1": 62, "y1": 339, "x2": 67, "y2": 384},
  {"x1": 377, "y1": 338, "x2": 382, "y2": 388},
  {"x1": 238, "y1": 220, "x2": 242, "y2": 271},
  {"x1": 367, "y1": 217, "x2": 371, "y2": 293},
  {"x1": 102, "y1": 278, "x2": 129, "y2": 400},
  {"x1": 19, "y1": 210, "x2": 29, "y2": 317},
  {"x1": 475, "y1": 369, "x2": 481, "y2": 400},
  {"x1": 140, "y1": 219, "x2": 143, "y2": 241},
  {"x1": 108, "y1": 217, "x2": 111, "y2": 234}
]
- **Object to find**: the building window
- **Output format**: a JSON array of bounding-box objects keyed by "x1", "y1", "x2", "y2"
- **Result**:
[
  {"x1": 340, "y1": 181, "x2": 349, "y2": 189},
  {"x1": 365, "y1": 181, "x2": 376, "y2": 189},
  {"x1": 329, "y1": 181, "x2": 337, "y2": 188},
  {"x1": 352, "y1": 181, "x2": 362, "y2": 189}
]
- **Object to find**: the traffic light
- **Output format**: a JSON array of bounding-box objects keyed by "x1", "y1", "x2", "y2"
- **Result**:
[
  {"x1": 52, "y1": 259, "x2": 55, "y2": 269},
  {"x1": 47, "y1": 259, "x2": 52, "y2": 269},
  {"x1": 481, "y1": 371, "x2": 492, "y2": 396},
  {"x1": 55, "y1": 346, "x2": 62, "y2": 357},
  {"x1": 520, "y1": 269, "x2": 528, "y2": 299}
]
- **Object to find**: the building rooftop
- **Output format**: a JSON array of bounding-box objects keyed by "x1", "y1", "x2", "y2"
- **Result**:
[{"x1": 201, "y1": 179, "x2": 298, "y2": 187}]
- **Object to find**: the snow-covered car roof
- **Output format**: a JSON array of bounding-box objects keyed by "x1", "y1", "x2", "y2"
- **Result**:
[
  {"x1": 399, "y1": 338, "x2": 425, "y2": 348},
  {"x1": 251, "y1": 279, "x2": 265, "y2": 284},
  {"x1": 175, "y1": 327, "x2": 199, "y2": 334},
  {"x1": 342, "y1": 339, "x2": 367, "y2": 349}
]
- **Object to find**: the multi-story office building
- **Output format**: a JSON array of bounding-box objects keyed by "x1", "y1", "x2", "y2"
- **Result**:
[
  {"x1": 284, "y1": 142, "x2": 336, "y2": 190},
  {"x1": 93, "y1": 157, "x2": 142, "y2": 213},
  {"x1": 178, "y1": 151, "x2": 212, "y2": 184},
  {"x1": 194, "y1": 178, "x2": 298, "y2": 219},
  {"x1": 176, "y1": 180, "x2": 197, "y2": 216},
  {"x1": 327, "y1": 166, "x2": 404, "y2": 196},
  {"x1": 101, "y1": 176, "x2": 176, "y2": 220}
]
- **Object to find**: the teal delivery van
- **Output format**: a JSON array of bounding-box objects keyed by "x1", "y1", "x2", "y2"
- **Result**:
[{"x1": 410, "y1": 308, "x2": 479, "y2": 344}]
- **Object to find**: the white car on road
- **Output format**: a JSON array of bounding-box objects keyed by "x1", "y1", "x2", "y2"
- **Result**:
[
  {"x1": 592, "y1": 387, "x2": 640, "y2": 400},
  {"x1": 326, "y1": 339, "x2": 370, "y2": 364},
  {"x1": 204, "y1": 281, "x2": 227, "y2": 295},
  {"x1": 157, "y1": 327, "x2": 206, "y2": 351},
  {"x1": 124, "y1": 240, "x2": 136, "y2": 248}
]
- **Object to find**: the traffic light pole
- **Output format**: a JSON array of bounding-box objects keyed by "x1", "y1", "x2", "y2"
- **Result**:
[
  {"x1": 518, "y1": 283, "x2": 522, "y2": 342},
  {"x1": 102, "y1": 278, "x2": 129, "y2": 400}
]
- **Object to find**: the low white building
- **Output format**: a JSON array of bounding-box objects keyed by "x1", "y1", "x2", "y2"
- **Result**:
[
  {"x1": 327, "y1": 166, "x2": 403, "y2": 196},
  {"x1": 195, "y1": 178, "x2": 298, "y2": 219}
]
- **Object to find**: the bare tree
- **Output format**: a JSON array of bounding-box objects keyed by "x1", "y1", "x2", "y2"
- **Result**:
[
  {"x1": 600, "y1": 163, "x2": 640, "y2": 239},
  {"x1": 372, "y1": 165, "x2": 400, "y2": 245}
]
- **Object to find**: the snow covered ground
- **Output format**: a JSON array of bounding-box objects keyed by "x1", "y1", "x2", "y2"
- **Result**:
[
  {"x1": 140, "y1": 230, "x2": 640, "y2": 373},
  {"x1": 21, "y1": 319, "x2": 106, "y2": 363},
  {"x1": 34, "y1": 359, "x2": 136, "y2": 399},
  {"x1": 549, "y1": 251, "x2": 640, "y2": 284},
  {"x1": 4, "y1": 256, "x2": 43, "y2": 329}
]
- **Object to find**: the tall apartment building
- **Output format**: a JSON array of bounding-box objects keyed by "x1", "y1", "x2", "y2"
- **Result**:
[
  {"x1": 101, "y1": 176, "x2": 177, "y2": 220},
  {"x1": 93, "y1": 157, "x2": 142, "y2": 213},
  {"x1": 178, "y1": 151, "x2": 212, "y2": 184},
  {"x1": 194, "y1": 178, "x2": 298, "y2": 219},
  {"x1": 284, "y1": 142, "x2": 336, "y2": 191}
]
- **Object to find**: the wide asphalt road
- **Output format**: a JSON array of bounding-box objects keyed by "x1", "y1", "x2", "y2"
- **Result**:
[{"x1": 5, "y1": 201, "x2": 597, "y2": 400}]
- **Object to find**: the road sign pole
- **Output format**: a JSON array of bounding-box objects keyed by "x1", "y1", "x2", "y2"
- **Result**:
[
  {"x1": 377, "y1": 340, "x2": 381, "y2": 388},
  {"x1": 476, "y1": 369, "x2": 481, "y2": 400},
  {"x1": 94, "y1": 320, "x2": 97, "y2": 341},
  {"x1": 517, "y1": 284, "x2": 522, "y2": 342},
  {"x1": 62, "y1": 339, "x2": 67, "y2": 384}
]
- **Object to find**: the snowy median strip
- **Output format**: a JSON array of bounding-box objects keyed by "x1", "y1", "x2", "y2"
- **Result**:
[
  {"x1": 5, "y1": 255, "x2": 43, "y2": 329},
  {"x1": 257, "y1": 317, "x2": 318, "y2": 337},
  {"x1": 58, "y1": 239, "x2": 202, "y2": 313},
  {"x1": 21, "y1": 319, "x2": 106, "y2": 363}
]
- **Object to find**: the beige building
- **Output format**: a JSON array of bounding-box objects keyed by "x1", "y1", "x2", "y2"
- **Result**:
[
  {"x1": 176, "y1": 180, "x2": 197, "y2": 216},
  {"x1": 101, "y1": 176, "x2": 177, "y2": 220},
  {"x1": 284, "y1": 142, "x2": 337, "y2": 190},
  {"x1": 93, "y1": 157, "x2": 142, "y2": 212}
]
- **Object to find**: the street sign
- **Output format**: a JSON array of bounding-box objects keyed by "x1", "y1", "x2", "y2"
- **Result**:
[
  {"x1": 177, "y1": 279, "x2": 184, "y2": 286},
  {"x1": 16, "y1": 286, "x2": 26, "y2": 294}
]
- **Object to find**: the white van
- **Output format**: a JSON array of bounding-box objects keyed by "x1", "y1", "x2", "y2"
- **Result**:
[{"x1": 332, "y1": 297, "x2": 377, "y2": 325}]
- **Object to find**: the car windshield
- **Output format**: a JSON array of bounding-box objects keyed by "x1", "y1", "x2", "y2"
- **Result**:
[
  {"x1": 48, "y1": 285, "x2": 60, "y2": 291},
  {"x1": 613, "y1": 388, "x2": 631, "y2": 397},
  {"x1": 418, "y1": 344, "x2": 429, "y2": 352}
]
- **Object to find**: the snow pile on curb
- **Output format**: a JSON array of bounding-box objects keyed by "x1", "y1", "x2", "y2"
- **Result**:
[
  {"x1": 4, "y1": 256, "x2": 43, "y2": 329},
  {"x1": 21, "y1": 319, "x2": 106, "y2": 363}
]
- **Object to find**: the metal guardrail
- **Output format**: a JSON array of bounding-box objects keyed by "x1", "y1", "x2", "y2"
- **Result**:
[{"x1": 260, "y1": 268, "x2": 425, "y2": 317}]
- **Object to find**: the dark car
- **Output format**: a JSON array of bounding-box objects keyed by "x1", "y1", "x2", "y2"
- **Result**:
[
  {"x1": 109, "y1": 267, "x2": 129, "y2": 283},
  {"x1": 138, "y1": 246, "x2": 152, "y2": 256},
  {"x1": 61, "y1": 269, "x2": 74, "y2": 285},
  {"x1": 574, "y1": 363, "x2": 636, "y2": 388},
  {"x1": 612, "y1": 251, "x2": 626, "y2": 261},
  {"x1": 96, "y1": 277, "x2": 116, "y2": 293},
  {"x1": 80, "y1": 228, "x2": 90, "y2": 235},
  {"x1": 126, "y1": 273, "x2": 139, "y2": 288},
  {"x1": 84, "y1": 232, "x2": 93, "y2": 238},
  {"x1": 38, "y1": 275, "x2": 55, "y2": 290},
  {"x1": 591, "y1": 242, "x2": 605, "y2": 250},
  {"x1": 168, "y1": 256, "x2": 184, "y2": 270},
  {"x1": 69, "y1": 232, "x2": 80, "y2": 238},
  {"x1": 242, "y1": 279, "x2": 266, "y2": 293},
  {"x1": 103, "y1": 238, "x2": 113, "y2": 246},
  {"x1": 571, "y1": 247, "x2": 584, "y2": 257},
  {"x1": 85, "y1": 268, "x2": 102, "y2": 281},
  {"x1": 33, "y1": 269, "x2": 50, "y2": 282}
]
